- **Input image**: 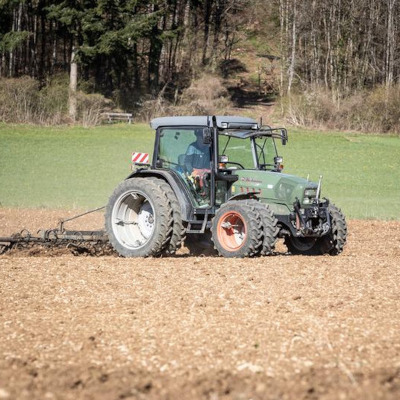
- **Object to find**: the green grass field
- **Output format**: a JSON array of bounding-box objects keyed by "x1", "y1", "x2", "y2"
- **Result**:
[
  {"x1": 0, "y1": 123, "x2": 154, "y2": 209},
  {"x1": 0, "y1": 123, "x2": 399, "y2": 219}
]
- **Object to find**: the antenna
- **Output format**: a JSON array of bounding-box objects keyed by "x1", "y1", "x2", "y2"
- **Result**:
[{"x1": 316, "y1": 175, "x2": 323, "y2": 200}]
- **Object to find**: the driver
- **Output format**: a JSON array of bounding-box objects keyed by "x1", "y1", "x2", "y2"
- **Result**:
[
  {"x1": 184, "y1": 129, "x2": 210, "y2": 174},
  {"x1": 184, "y1": 129, "x2": 211, "y2": 196}
]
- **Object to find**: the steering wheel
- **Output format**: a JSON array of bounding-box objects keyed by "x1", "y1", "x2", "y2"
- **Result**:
[
  {"x1": 158, "y1": 158, "x2": 180, "y2": 167},
  {"x1": 225, "y1": 161, "x2": 244, "y2": 169},
  {"x1": 260, "y1": 163, "x2": 275, "y2": 170}
]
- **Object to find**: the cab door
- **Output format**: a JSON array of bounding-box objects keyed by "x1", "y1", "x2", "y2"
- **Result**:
[{"x1": 156, "y1": 127, "x2": 211, "y2": 207}]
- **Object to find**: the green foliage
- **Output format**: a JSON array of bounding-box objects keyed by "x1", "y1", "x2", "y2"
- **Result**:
[
  {"x1": 0, "y1": 30, "x2": 29, "y2": 51},
  {"x1": 1, "y1": 0, "x2": 243, "y2": 109},
  {"x1": 46, "y1": 3, "x2": 82, "y2": 31},
  {"x1": 0, "y1": 124, "x2": 398, "y2": 220}
]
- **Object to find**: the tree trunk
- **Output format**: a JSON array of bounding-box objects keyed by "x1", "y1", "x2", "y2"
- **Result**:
[
  {"x1": 202, "y1": 0, "x2": 212, "y2": 65},
  {"x1": 287, "y1": 0, "x2": 297, "y2": 95},
  {"x1": 386, "y1": 0, "x2": 397, "y2": 89},
  {"x1": 279, "y1": 0, "x2": 287, "y2": 96},
  {"x1": 69, "y1": 47, "x2": 78, "y2": 122},
  {"x1": 9, "y1": 8, "x2": 16, "y2": 77}
]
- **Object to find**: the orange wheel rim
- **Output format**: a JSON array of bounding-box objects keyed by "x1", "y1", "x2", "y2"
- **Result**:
[{"x1": 217, "y1": 211, "x2": 247, "y2": 251}]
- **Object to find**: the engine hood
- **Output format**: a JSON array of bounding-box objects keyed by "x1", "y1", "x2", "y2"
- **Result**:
[{"x1": 230, "y1": 170, "x2": 318, "y2": 214}]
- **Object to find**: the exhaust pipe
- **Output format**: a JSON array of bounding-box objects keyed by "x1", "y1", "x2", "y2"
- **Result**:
[{"x1": 316, "y1": 175, "x2": 323, "y2": 201}]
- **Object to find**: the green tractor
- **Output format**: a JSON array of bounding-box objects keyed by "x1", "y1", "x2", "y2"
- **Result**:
[{"x1": 105, "y1": 116, "x2": 347, "y2": 257}]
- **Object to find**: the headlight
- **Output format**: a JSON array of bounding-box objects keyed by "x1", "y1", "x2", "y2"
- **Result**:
[{"x1": 304, "y1": 189, "x2": 316, "y2": 197}]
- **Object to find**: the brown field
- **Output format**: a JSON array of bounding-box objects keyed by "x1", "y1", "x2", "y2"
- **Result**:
[{"x1": 1, "y1": 208, "x2": 400, "y2": 400}]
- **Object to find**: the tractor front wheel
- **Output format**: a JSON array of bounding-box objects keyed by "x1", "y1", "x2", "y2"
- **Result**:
[
  {"x1": 211, "y1": 201, "x2": 262, "y2": 258},
  {"x1": 319, "y1": 203, "x2": 347, "y2": 255},
  {"x1": 284, "y1": 203, "x2": 347, "y2": 256},
  {"x1": 284, "y1": 236, "x2": 318, "y2": 255}
]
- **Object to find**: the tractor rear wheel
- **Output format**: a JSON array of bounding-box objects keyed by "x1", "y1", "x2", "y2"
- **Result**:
[
  {"x1": 151, "y1": 179, "x2": 185, "y2": 255},
  {"x1": 211, "y1": 201, "x2": 262, "y2": 258},
  {"x1": 105, "y1": 178, "x2": 173, "y2": 257}
]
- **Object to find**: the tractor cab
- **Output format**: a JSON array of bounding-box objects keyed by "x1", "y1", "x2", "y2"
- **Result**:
[{"x1": 151, "y1": 116, "x2": 287, "y2": 210}]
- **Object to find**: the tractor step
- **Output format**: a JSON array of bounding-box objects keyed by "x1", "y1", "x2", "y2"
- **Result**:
[{"x1": 186, "y1": 210, "x2": 210, "y2": 234}]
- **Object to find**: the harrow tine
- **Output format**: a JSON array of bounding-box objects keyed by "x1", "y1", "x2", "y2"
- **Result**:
[{"x1": 0, "y1": 206, "x2": 114, "y2": 256}]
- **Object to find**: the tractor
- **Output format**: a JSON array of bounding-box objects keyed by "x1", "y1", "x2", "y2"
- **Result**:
[{"x1": 105, "y1": 116, "x2": 347, "y2": 257}]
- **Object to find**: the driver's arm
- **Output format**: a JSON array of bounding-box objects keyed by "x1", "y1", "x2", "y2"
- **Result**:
[{"x1": 184, "y1": 144, "x2": 196, "y2": 174}]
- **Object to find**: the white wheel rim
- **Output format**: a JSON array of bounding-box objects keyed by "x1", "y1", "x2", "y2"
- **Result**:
[
  {"x1": 137, "y1": 201, "x2": 154, "y2": 239},
  {"x1": 112, "y1": 190, "x2": 155, "y2": 250}
]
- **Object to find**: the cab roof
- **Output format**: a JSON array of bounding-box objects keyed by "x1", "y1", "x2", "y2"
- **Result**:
[{"x1": 150, "y1": 115, "x2": 258, "y2": 130}]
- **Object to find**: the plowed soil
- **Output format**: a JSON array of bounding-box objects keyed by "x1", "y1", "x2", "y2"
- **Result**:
[{"x1": 1, "y1": 208, "x2": 400, "y2": 400}]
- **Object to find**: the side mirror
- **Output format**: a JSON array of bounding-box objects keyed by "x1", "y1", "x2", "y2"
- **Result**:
[
  {"x1": 281, "y1": 129, "x2": 287, "y2": 145},
  {"x1": 202, "y1": 128, "x2": 212, "y2": 144}
]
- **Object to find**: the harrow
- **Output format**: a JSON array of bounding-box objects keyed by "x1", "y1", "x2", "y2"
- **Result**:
[{"x1": 0, "y1": 207, "x2": 113, "y2": 256}]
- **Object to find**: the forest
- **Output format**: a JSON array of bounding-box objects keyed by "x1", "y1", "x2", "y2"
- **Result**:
[{"x1": 1, "y1": 0, "x2": 400, "y2": 132}]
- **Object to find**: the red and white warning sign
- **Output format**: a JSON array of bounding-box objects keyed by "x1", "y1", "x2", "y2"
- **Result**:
[{"x1": 132, "y1": 152, "x2": 149, "y2": 164}]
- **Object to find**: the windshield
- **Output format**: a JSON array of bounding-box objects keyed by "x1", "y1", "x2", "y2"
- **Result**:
[
  {"x1": 218, "y1": 135, "x2": 254, "y2": 169},
  {"x1": 254, "y1": 136, "x2": 279, "y2": 170},
  {"x1": 218, "y1": 134, "x2": 281, "y2": 170}
]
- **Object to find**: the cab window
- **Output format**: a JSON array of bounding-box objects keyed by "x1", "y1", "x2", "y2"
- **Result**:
[{"x1": 218, "y1": 135, "x2": 254, "y2": 169}]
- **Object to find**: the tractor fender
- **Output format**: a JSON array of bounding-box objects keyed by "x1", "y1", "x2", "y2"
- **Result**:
[
  {"x1": 227, "y1": 193, "x2": 258, "y2": 202},
  {"x1": 125, "y1": 169, "x2": 193, "y2": 221}
]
